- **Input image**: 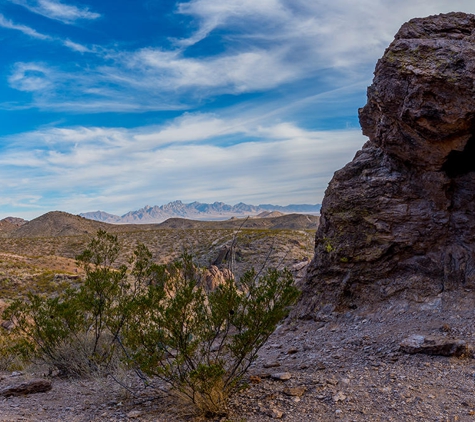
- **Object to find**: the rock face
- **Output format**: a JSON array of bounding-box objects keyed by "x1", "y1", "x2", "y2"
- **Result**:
[{"x1": 300, "y1": 12, "x2": 475, "y2": 316}]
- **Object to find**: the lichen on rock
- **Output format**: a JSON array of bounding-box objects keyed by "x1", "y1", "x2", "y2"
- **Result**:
[{"x1": 299, "y1": 12, "x2": 475, "y2": 318}]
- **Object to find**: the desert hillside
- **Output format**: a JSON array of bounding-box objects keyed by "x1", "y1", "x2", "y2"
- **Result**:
[{"x1": 0, "y1": 211, "x2": 317, "y2": 304}]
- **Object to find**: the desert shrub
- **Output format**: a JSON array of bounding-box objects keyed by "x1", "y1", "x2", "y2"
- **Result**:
[
  {"x1": 0, "y1": 329, "x2": 24, "y2": 371},
  {"x1": 2, "y1": 230, "x2": 300, "y2": 417},
  {"x1": 124, "y1": 253, "x2": 300, "y2": 417},
  {"x1": 3, "y1": 230, "x2": 136, "y2": 377}
]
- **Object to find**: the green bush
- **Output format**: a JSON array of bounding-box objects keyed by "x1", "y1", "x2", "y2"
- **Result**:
[
  {"x1": 123, "y1": 252, "x2": 300, "y2": 416},
  {"x1": 3, "y1": 230, "x2": 133, "y2": 377},
  {"x1": 3, "y1": 230, "x2": 300, "y2": 416}
]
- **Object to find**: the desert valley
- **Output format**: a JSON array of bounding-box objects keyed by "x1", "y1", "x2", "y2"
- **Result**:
[{"x1": 4, "y1": 10, "x2": 475, "y2": 422}]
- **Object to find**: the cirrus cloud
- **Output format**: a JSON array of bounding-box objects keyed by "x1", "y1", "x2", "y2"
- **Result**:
[
  {"x1": 0, "y1": 114, "x2": 365, "y2": 218},
  {"x1": 8, "y1": 0, "x2": 100, "y2": 24}
]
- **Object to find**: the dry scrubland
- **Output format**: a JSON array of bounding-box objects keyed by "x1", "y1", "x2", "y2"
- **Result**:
[
  {"x1": 0, "y1": 226, "x2": 314, "y2": 302},
  {"x1": 0, "y1": 216, "x2": 316, "y2": 421},
  {"x1": 2, "y1": 219, "x2": 475, "y2": 422}
]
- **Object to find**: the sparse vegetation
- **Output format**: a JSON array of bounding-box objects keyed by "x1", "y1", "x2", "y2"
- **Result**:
[
  {"x1": 2, "y1": 230, "x2": 300, "y2": 417},
  {"x1": 3, "y1": 231, "x2": 131, "y2": 377}
]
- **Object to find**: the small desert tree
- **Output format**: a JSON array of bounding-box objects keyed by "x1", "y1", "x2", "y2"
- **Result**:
[{"x1": 123, "y1": 252, "x2": 300, "y2": 416}]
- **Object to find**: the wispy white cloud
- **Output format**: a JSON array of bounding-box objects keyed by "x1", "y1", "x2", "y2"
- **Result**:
[
  {"x1": 62, "y1": 39, "x2": 95, "y2": 53},
  {"x1": 7, "y1": 62, "x2": 53, "y2": 92},
  {"x1": 0, "y1": 13, "x2": 98, "y2": 55},
  {"x1": 0, "y1": 13, "x2": 51, "y2": 39},
  {"x1": 5, "y1": 45, "x2": 301, "y2": 111},
  {"x1": 115, "y1": 46, "x2": 297, "y2": 92},
  {"x1": 0, "y1": 115, "x2": 365, "y2": 218},
  {"x1": 177, "y1": 0, "x2": 475, "y2": 70},
  {"x1": 9, "y1": 0, "x2": 100, "y2": 24},
  {"x1": 6, "y1": 0, "x2": 475, "y2": 113}
]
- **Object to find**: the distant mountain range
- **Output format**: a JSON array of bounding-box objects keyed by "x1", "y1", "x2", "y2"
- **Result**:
[
  {"x1": 0, "y1": 210, "x2": 319, "y2": 238},
  {"x1": 80, "y1": 201, "x2": 321, "y2": 224}
]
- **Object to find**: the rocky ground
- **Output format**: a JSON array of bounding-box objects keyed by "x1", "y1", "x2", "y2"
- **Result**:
[{"x1": 1, "y1": 288, "x2": 475, "y2": 422}]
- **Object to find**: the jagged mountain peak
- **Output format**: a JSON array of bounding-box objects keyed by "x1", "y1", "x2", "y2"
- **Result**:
[{"x1": 80, "y1": 201, "x2": 320, "y2": 224}]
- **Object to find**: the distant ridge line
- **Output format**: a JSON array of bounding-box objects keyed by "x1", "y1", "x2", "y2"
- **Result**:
[{"x1": 80, "y1": 201, "x2": 321, "y2": 224}]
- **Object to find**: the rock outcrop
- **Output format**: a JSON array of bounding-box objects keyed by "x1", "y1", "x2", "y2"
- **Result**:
[
  {"x1": 200, "y1": 265, "x2": 234, "y2": 291},
  {"x1": 300, "y1": 12, "x2": 475, "y2": 317}
]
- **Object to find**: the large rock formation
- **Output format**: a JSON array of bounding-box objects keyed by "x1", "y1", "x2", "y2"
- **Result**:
[{"x1": 300, "y1": 12, "x2": 475, "y2": 317}]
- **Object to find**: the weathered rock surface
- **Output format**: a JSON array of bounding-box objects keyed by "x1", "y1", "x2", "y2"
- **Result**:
[
  {"x1": 299, "y1": 12, "x2": 475, "y2": 317},
  {"x1": 400, "y1": 334, "x2": 468, "y2": 356},
  {"x1": 200, "y1": 265, "x2": 233, "y2": 291},
  {"x1": 0, "y1": 379, "x2": 52, "y2": 397}
]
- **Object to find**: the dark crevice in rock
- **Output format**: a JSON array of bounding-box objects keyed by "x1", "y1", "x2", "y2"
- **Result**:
[{"x1": 442, "y1": 135, "x2": 475, "y2": 178}]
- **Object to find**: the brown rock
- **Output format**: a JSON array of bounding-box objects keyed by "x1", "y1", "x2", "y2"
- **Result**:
[
  {"x1": 400, "y1": 334, "x2": 467, "y2": 356},
  {"x1": 271, "y1": 372, "x2": 292, "y2": 381},
  {"x1": 126, "y1": 410, "x2": 143, "y2": 419},
  {"x1": 0, "y1": 379, "x2": 52, "y2": 397},
  {"x1": 283, "y1": 386, "x2": 306, "y2": 397},
  {"x1": 249, "y1": 375, "x2": 262, "y2": 384},
  {"x1": 263, "y1": 361, "x2": 281, "y2": 368},
  {"x1": 265, "y1": 408, "x2": 284, "y2": 419},
  {"x1": 333, "y1": 391, "x2": 347, "y2": 403},
  {"x1": 200, "y1": 265, "x2": 233, "y2": 291},
  {"x1": 299, "y1": 12, "x2": 475, "y2": 316}
]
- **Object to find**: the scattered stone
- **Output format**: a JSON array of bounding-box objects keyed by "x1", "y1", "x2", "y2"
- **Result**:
[
  {"x1": 315, "y1": 361, "x2": 326, "y2": 370},
  {"x1": 266, "y1": 408, "x2": 284, "y2": 419},
  {"x1": 126, "y1": 410, "x2": 143, "y2": 419},
  {"x1": 249, "y1": 375, "x2": 262, "y2": 384},
  {"x1": 333, "y1": 391, "x2": 347, "y2": 403},
  {"x1": 258, "y1": 372, "x2": 271, "y2": 379},
  {"x1": 400, "y1": 334, "x2": 468, "y2": 357},
  {"x1": 263, "y1": 361, "x2": 281, "y2": 368},
  {"x1": 0, "y1": 379, "x2": 52, "y2": 397},
  {"x1": 271, "y1": 372, "x2": 292, "y2": 381},
  {"x1": 283, "y1": 386, "x2": 306, "y2": 397},
  {"x1": 287, "y1": 348, "x2": 299, "y2": 354}
]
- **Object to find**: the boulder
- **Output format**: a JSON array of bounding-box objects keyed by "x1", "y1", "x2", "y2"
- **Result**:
[
  {"x1": 0, "y1": 379, "x2": 52, "y2": 397},
  {"x1": 200, "y1": 265, "x2": 234, "y2": 291},
  {"x1": 299, "y1": 12, "x2": 475, "y2": 316},
  {"x1": 400, "y1": 334, "x2": 467, "y2": 357}
]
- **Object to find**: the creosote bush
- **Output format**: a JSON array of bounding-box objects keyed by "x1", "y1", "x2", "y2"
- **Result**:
[
  {"x1": 3, "y1": 230, "x2": 300, "y2": 416},
  {"x1": 4, "y1": 231, "x2": 134, "y2": 377}
]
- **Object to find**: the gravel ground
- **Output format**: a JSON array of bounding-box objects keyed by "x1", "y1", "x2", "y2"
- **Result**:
[{"x1": 2, "y1": 289, "x2": 475, "y2": 421}]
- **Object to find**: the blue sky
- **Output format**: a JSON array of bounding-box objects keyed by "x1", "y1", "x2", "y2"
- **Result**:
[{"x1": 1, "y1": 0, "x2": 475, "y2": 219}]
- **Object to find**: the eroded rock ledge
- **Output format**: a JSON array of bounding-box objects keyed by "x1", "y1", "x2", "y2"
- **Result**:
[{"x1": 299, "y1": 12, "x2": 475, "y2": 317}]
